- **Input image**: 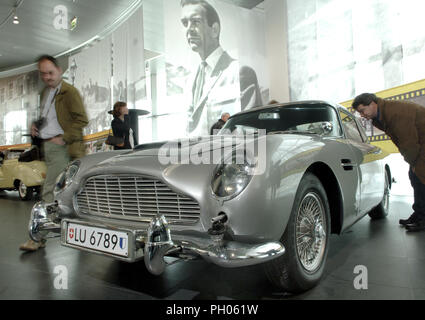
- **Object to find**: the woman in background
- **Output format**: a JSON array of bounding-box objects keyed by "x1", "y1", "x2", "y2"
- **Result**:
[{"x1": 111, "y1": 101, "x2": 135, "y2": 150}]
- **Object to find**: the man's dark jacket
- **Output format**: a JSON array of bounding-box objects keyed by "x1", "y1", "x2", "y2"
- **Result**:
[
  {"x1": 373, "y1": 97, "x2": 425, "y2": 184},
  {"x1": 210, "y1": 119, "x2": 225, "y2": 135},
  {"x1": 39, "y1": 80, "x2": 88, "y2": 159}
]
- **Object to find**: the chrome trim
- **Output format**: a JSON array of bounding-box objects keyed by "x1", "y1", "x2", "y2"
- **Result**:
[
  {"x1": 321, "y1": 121, "x2": 333, "y2": 135},
  {"x1": 59, "y1": 215, "x2": 286, "y2": 272},
  {"x1": 144, "y1": 215, "x2": 173, "y2": 275},
  {"x1": 382, "y1": 173, "x2": 390, "y2": 212},
  {"x1": 29, "y1": 201, "x2": 61, "y2": 242},
  {"x1": 54, "y1": 161, "x2": 81, "y2": 196},
  {"x1": 210, "y1": 158, "x2": 258, "y2": 202},
  {"x1": 18, "y1": 181, "x2": 28, "y2": 198},
  {"x1": 74, "y1": 174, "x2": 201, "y2": 224}
]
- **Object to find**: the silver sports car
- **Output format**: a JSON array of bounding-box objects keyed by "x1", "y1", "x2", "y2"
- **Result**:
[{"x1": 29, "y1": 101, "x2": 391, "y2": 293}]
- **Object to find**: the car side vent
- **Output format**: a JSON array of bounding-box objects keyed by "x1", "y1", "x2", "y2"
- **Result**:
[{"x1": 340, "y1": 159, "x2": 355, "y2": 171}]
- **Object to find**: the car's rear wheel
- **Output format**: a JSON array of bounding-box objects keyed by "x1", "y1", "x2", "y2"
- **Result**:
[
  {"x1": 18, "y1": 180, "x2": 33, "y2": 201},
  {"x1": 368, "y1": 170, "x2": 390, "y2": 219},
  {"x1": 264, "y1": 173, "x2": 330, "y2": 293}
]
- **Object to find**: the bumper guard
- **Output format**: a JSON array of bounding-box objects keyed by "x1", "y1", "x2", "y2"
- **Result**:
[{"x1": 28, "y1": 201, "x2": 285, "y2": 275}]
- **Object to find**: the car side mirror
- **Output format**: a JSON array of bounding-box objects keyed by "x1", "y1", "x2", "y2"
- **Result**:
[{"x1": 321, "y1": 122, "x2": 333, "y2": 135}]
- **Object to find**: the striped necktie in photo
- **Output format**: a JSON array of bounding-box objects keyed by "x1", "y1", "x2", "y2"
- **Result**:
[{"x1": 193, "y1": 61, "x2": 207, "y2": 106}]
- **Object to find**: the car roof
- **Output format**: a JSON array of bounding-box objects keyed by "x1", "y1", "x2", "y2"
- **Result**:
[{"x1": 232, "y1": 100, "x2": 347, "y2": 118}]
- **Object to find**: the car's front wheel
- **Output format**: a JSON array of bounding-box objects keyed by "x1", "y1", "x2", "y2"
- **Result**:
[
  {"x1": 264, "y1": 173, "x2": 330, "y2": 293},
  {"x1": 18, "y1": 181, "x2": 33, "y2": 201}
]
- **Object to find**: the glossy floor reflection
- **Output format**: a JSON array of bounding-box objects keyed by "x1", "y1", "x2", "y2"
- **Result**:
[{"x1": 0, "y1": 187, "x2": 424, "y2": 300}]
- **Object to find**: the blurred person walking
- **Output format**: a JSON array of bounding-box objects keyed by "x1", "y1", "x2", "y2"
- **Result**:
[{"x1": 20, "y1": 55, "x2": 88, "y2": 251}]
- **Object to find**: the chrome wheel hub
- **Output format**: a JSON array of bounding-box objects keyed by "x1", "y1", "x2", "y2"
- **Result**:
[
  {"x1": 383, "y1": 176, "x2": 390, "y2": 211},
  {"x1": 19, "y1": 182, "x2": 27, "y2": 196},
  {"x1": 296, "y1": 192, "x2": 327, "y2": 272}
]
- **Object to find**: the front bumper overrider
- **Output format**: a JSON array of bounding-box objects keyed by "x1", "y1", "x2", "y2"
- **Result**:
[{"x1": 28, "y1": 201, "x2": 285, "y2": 275}]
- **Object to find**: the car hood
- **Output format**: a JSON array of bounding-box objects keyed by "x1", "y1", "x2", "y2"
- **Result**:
[
  {"x1": 70, "y1": 133, "x2": 325, "y2": 205},
  {"x1": 95, "y1": 133, "x2": 324, "y2": 166},
  {"x1": 99, "y1": 135, "x2": 247, "y2": 163},
  {"x1": 85, "y1": 134, "x2": 323, "y2": 180}
]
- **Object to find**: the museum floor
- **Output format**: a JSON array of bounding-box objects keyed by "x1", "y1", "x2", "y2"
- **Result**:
[{"x1": 1, "y1": 155, "x2": 424, "y2": 300}]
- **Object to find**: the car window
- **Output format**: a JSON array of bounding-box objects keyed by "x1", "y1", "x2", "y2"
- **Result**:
[
  {"x1": 6, "y1": 150, "x2": 24, "y2": 160},
  {"x1": 338, "y1": 109, "x2": 364, "y2": 143},
  {"x1": 355, "y1": 117, "x2": 369, "y2": 142},
  {"x1": 220, "y1": 103, "x2": 342, "y2": 137}
]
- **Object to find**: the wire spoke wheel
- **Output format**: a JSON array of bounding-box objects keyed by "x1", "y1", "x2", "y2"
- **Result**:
[
  {"x1": 295, "y1": 192, "x2": 327, "y2": 273},
  {"x1": 264, "y1": 173, "x2": 330, "y2": 293}
]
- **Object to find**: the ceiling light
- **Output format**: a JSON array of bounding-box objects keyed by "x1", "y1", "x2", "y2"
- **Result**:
[{"x1": 12, "y1": 8, "x2": 19, "y2": 24}]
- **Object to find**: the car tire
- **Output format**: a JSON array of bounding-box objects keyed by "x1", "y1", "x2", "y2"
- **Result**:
[
  {"x1": 264, "y1": 172, "x2": 330, "y2": 293},
  {"x1": 368, "y1": 171, "x2": 390, "y2": 219},
  {"x1": 18, "y1": 180, "x2": 33, "y2": 201}
]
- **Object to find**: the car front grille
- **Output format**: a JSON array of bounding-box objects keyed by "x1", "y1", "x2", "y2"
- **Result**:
[{"x1": 75, "y1": 175, "x2": 201, "y2": 224}]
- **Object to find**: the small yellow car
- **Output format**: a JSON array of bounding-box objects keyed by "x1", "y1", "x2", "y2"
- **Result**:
[{"x1": 0, "y1": 147, "x2": 46, "y2": 200}]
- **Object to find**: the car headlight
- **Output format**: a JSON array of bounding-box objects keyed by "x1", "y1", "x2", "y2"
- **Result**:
[
  {"x1": 211, "y1": 155, "x2": 256, "y2": 199},
  {"x1": 54, "y1": 160, "x2": 80, "y2": 193}
]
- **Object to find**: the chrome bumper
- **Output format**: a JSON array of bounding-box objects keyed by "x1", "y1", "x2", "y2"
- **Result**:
[
  {"x1": 29, "y1": 201, "x2": 285, "y2": 275},
  {"x1": 28, "y1": 201, "x2": 61, "y2": 242}
]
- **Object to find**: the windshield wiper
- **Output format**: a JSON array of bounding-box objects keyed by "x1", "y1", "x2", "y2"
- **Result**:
[
  {"x1": 267, "y1": 130, "x2": 317, "y2": 135},
  {"x1": 218, "y1": 129, "x2": 261, "y2": 136}
]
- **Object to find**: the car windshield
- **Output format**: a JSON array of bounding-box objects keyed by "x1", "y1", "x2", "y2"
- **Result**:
[
  {"x1": 219, "y1": 103, "x2": 341, "y2": 136},
  {"x1": 7, "y1": 150, "x2": 24, "y2": 160}
]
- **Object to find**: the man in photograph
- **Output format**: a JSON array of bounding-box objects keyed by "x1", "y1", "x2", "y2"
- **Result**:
[{"x1": 180, "y1": 0, "x2": 260, "y2": 136}]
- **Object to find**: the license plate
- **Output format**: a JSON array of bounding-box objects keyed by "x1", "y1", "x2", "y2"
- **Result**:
[{"x1": 65, "y1": 222, "x2": 129, "y2": 257}]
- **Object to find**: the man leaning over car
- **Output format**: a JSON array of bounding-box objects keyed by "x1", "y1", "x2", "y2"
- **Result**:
[
  {"x1": 352, "y1": 92, "x2": 425, "y2": 232},
  {"x1": 19, "y1": 55, "x2": 89, "y2": 252}
]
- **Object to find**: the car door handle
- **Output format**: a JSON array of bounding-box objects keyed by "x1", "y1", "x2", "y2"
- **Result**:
[
  {"x1": 368, "y1": 148, "x2": 382, "y2": 155},
  {"x1": 341, "y1": 159, "x2": 356, "y2": 171}
]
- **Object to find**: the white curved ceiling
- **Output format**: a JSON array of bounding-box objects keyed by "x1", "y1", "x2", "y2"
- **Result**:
[{"x1": 0, "y1": 0, "x2": 140, "y2": 71}]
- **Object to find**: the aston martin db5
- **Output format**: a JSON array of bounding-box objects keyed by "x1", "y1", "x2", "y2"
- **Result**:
[{"x1": 28, "y1": 101, "x2": 391, "y2": 293}]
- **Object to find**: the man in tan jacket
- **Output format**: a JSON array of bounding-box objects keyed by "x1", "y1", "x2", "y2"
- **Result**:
[
  {"x1": 20, "y1": 55, "x2": 88, "y2": 251},
  {"x1": 352, "y1": 93, "x2": 425, "y2": 232}
]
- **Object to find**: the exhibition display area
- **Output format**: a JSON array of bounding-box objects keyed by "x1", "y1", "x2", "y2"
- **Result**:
[{"x1": 1, "y1": 0, "x2": 425, "y2": 302}]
